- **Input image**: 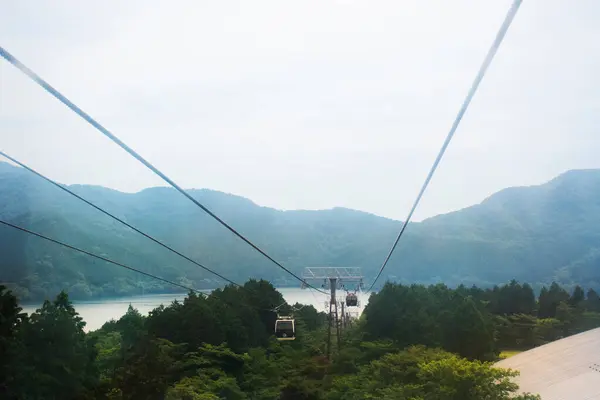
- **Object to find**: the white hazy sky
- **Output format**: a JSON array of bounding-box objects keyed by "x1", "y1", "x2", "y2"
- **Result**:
[{"x1": 1, "y1": 0, "x2": 599, "y2": 221}]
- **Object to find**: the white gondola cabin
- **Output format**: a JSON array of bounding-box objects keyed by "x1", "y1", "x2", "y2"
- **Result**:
[
  {"x1": 346, "y1": 292, "x2": 358, "y2": 307},
  {"x1": 275, "y1": 316, "x2": 295, "y2": 341}
]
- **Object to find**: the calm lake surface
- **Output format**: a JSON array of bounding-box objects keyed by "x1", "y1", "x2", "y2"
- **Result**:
[{"x1": 22, "y1": 288, "x2": 370, "y2": 331}]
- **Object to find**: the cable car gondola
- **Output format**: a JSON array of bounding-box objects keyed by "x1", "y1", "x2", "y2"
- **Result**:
[
  {"x1": 275, "y1": 316, "x2": 295, "y2": 341},
  {"x1": 346, "y1": 292, "x2": 358, "y2": 307}
]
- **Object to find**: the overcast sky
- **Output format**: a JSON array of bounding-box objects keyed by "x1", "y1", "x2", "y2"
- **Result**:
[{"x1": 2, "y1": 0, "x2": 599, "y2": 221}]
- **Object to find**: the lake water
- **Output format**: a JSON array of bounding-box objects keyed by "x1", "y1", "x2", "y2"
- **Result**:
[{"x1": 21, "y1": 288, "x2": 370, "y2": 331}]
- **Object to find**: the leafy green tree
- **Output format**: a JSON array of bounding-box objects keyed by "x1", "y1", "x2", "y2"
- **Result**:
[
  {"x1": 555, "y1": 301, "x2": 576, "y2": 334},
  {"x1": 569, "y1": 285, "x2": 585, "y2": 307},
  {"x1": 363, "y1": 283, "x2": 497, "y2": 360},
  {"x1": 147, "y1": 283, "x2": 287, "y2": 354},
  {"x1": 585, "y1": 288, "x2": 600, "y2": 312},
  {"x1": 440, "y1": 294, "x2": 497, "y2": 360},
  {"x1": 534, "y1": 318, "x2": 563, "y2": 344},
  {"x1": 363, "y1": 283, "x2": 443, "y2": 349},
  {"x1": 330, "y1": 347, "x2": 363, "y2": 374},
  {"x1": 0, "y1": 285, "x2": 27, "y2": 397},
  {"x1": 166, "y1": 372, "x2": 246, "y2": 400},
  {"x1": 240, "y1": 347, "x2": 284, "y2": 400},
  {"x1": 194, "y1": 343, "x2": 248, "y2": 376},
  {"x1": 147, "y1": 292, "x2": 224, "y2": 351},
  {"x1": 520, "y1": 283, "x2": 537, "y2": 315},
  {"x1": 493, "y1": 281, "x2": 536, "y2": 315},
  {"x1": 207, "y1": 286, "x2": 269, "y2": 352},
  {"x1": 92, "y1": 330, "x2": 122, "y2": 385},
  {"x1": 113, "y1": 337, "x2": 186, "y2": 400},
  {"x1": 117, "y1": 305, "x2": 146, "y2": 351},
  {"x1": 358, "y1": 339, "x2": 398, "y2": 363},
  {"x1": 279, "y1": 354, "x2": 328, "y2": 400},
  {"x1": 167, "y1": 382, "x2": 219, "y2": 400},
  {"x1": 538, "y1": 283, "x2": 570, "y2": 318},
  {"x1": 2, "y1": 283, "x2": 546, "y2": 399},
  {"x1": 293, "y1": 303, "x2": 326, "y2": 331},
  {"x1": 496, "y1": 314, "x2": 537, "y2": 349},
  {"x1": 163, "y1": 343, "x2": 249, "y2": 400},
  {"x1": 573, "y1": 311, "x2": 600, "y2": 332},
  {"x1": 242, "y1": 280, "x2": 288, "y2": 333},
  {"x1": 14, "y1": 291, "x2": 98, "y2": 399},
  {"x1": 327, "y1": 346, "x2": 539, "y2": 400},
  {"x1": 538, "y1": 286, "x2": 551, "y2": 317},
  {"x1": 418, "y1": 354, "x2": 540, "y2": 399}
]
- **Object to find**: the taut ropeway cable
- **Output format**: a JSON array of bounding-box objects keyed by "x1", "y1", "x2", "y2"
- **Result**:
[
  {"x1": 367, "y1": 0, "x2": 524, "y2": 292},
  {"x1": 0, "y1": 150, "x2": 240, "y2": 287},
  {"x1": 0, "y1": 219, "x2": 200, "y2": 294},
  {"x1": 0, "y1": 47, "x2": 327, "y2": 295}
]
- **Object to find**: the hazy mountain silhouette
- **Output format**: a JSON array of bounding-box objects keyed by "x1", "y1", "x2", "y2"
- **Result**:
[{"x1": 1, "y1": 161, "x2": 599, "y2": 300}]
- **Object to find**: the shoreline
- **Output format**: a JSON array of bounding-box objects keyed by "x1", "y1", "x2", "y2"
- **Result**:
[
  {"x1": 19, "y1": 288, "x2": 344, "y2": 331},
  {"x1": 16, "y1": 284, "x2": 308, "y2": 307}
]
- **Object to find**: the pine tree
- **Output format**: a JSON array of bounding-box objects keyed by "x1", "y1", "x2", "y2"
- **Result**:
[
  {"x1": 569, "y1": 285, "x2": 585, "y2": 307},
  {"x1": 586, "y1": 288, "x2": 600, "y2": 312},
  {"x1": 538, "y1": 286, "x2": 552, "y2": 318}
]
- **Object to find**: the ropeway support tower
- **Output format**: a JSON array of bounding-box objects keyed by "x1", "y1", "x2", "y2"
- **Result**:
[{"x1": 301, "y1": 267, "x2": 364, "y2": 359}]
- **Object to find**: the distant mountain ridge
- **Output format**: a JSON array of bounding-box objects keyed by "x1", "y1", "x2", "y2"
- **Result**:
[{"x1": 1, "y1": 161, "x2": 600, "y2": 301}]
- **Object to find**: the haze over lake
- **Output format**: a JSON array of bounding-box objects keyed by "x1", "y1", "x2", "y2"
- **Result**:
[{"x1": 21, "y1": 288, "x2": 370, "y2": 331}]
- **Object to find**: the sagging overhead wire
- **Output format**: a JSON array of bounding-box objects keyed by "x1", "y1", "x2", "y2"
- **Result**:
[
  {"x1": 0, "y1": 219, "x2": 200, "y2": 294},
  {"x1": 367, "y1": 0, "x2": 524, "y2": 292},
  {"x1": 0, "y1": 46, "x2": 327, "y2": 295},
  {"x1": 0, "y1": 150, "x2": 241, "y2": 287}
]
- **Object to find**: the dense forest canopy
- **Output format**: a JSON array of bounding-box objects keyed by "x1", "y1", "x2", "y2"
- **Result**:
[
  {"x1": 11, "y1": 279, "x2": 597, "y2": 399},
  {"x1": 2, "y1": 161, "x2": 600, "y2": 301}
]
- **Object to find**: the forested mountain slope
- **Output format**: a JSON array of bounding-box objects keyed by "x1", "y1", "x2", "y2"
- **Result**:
[{"x1": 1, "y1": 161, "x2": 600, "y2": 300}]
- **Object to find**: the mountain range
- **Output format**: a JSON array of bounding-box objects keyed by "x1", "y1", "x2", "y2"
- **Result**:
[{"x1": 1, "y1": 160, "x2": 600, "y2": 301}]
